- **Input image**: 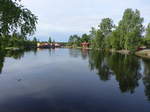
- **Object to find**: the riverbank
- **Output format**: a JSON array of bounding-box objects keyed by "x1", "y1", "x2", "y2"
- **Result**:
[
  {"x1": 66, "y1": 46, "x2": 131, "y2": 54},
  {"x1": 56, "y1": 46, "x2": 150, "y2": 59}
]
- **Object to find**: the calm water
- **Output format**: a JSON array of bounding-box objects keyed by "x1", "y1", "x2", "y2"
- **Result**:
[{"x1": 0, "y1": 48, "x2": 150, "y2": 112}]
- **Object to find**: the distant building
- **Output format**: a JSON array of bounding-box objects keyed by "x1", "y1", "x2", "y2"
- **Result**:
[
  {"x1": 55, "y1": 43, "x2": 61, "y2": 47},
  {"x1": 81, "y1": 42, "x2": 89, "y2": 48},
  {"x1": 37, "y1": 42, "x2": 61, "y2": 48},
  {"x1": 37, "y1": 43, "x2": 41, "y2": 47},
  {"x1": 137, "y1": 46, "x2": 147, "y2": 51},
  {"x1": 37, "y1": 43, "x2": 51, "y2": 48}
]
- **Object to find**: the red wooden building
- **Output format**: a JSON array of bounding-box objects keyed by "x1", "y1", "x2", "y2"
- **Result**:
[{"x1": 81, "y1": 42, "x2": 89, "y2": 48}]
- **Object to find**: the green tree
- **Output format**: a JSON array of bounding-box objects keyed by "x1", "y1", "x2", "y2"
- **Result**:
[
  {"x1": 68, "y1": 35, "x2": 81, "y2": 47},
  {"x1": 80, "y1": 34, "x2": 90, "y2": 42},
  {"x1": 89, "y1": 27, "x2": 97, "y2": 39},
  {"x1": 0, "y1": 0, "x2": 38, "y2": 49},
  {"x1": 98, "y1": 18, "x2": 114, "y2": 37},
  {"x1": 117, "y1": 9, "x2": 144, "y2": 50},
  {"x1": 33, "y1": 37, "x2": 37, "y2": 42},
  {"x1": 95, "y1": 30, "x2": 104, "y2": 49},
  {"x1": 48, "y1": 37, "x2": 52, "y2": 43},
  {"x1": 90, "y1": 18, "x2": 114, "y2": 49},
  {"x1": 89, "y1": 27, "x2": 97, "y2": 48},
  {"x1": 142, "y1": 23, "x2": 150, "y2": 48},
  {"x1": 0, "y1": 0, "x2": 37, "y2": 36},
  {"x1": 145, "y1": 23, "x2": 150, "y2": 38}
]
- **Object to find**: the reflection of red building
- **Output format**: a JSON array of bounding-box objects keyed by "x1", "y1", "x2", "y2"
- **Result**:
[{"x1": 81, "y1": 42, "x2": 89, "y2": 48}]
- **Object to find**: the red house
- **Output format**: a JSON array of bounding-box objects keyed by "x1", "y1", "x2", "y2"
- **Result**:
[{"x1": 81, "y1": 42, "x2": 89, "y2": 48}]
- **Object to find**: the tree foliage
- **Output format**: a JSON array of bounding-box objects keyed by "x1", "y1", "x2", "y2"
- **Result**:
[
  {"x1": 116, "y1": 9, "x2": 144, "y2": 50},
  {"x1": 0, "y1": 0, "x2": 38, "y2": 49},
  {"x1": 89, "y1": 9, "x2": 144, "y2": 51},
  {"x1": 48, "y1": 37, "x2": 52, "y2": 43},
  {"x1": 0, "y1": 0, "x2": 38, "y2": 36},
  {"x1": 68, "y1": 8, "x2": 150, "y2": 50},
  {"x1": 90, "y1": 18, "x2": 114, "y2": 49}
]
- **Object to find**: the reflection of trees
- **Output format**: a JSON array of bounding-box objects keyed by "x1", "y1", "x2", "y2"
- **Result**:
[
  {"x1": 0, "y1": 50, "x2": 5, "y2": 74},
  {"x1": 0, "y1": 49, "x2": 36, "y2": 74},
  {"x1": 142, "y1": 59, "x2": 150, "y2": 101},
  {"x1": 89, "y1": 51, "x2": 141, "y2": 93},
  {"x1": 0, "y1": 49, "x2": 26, "y2": 74},
  {"x1": 89, "y1": 50, "x2": 111, "y2": 81},
  {"x1": 33, "y1": 48, "x2": 37, "y2": 56},
  {"x1": 5, "y1": 49, "x2": 36, "y2": 59},
  {"x1": 81, "y1": 49, "x2": 89, "y2": 60},
  {"x1": 6, "y1": 50, "x2": 25, "y2": 59},
  {"x1": 69, "y1": 49, "x2": 81, "y2": 58},
  {"x1": 69, "y1": 48, "x2": 89, "y2": 60},
  {"x1": 107, "y1": 54, "x2": 141, "y2": 93}
]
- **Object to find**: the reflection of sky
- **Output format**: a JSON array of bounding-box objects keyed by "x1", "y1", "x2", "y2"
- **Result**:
[
  {"x1": 21, "y1": 0, "x2": 150, "y2": 41},
  {"x1": 139, "y1": 59, "x2": 145, "y2": 76},
  {"x1": 0, "y1": 49, "x2": 150, "y2": 112}
]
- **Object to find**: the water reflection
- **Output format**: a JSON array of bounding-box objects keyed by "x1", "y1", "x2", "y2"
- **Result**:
[
  {"x1": 0, "y1": 49, "x2": 37, "y2": 74},
  {"x1": 81, "y1": 49, "x2": 89, "y2": 60},
  {"x1": 0, "y1": 48, "x2": 150, "y2": 112},
  {"x1": 142, "y1": 59, "x2": 150, "y2": 101},
  {"x1": 89, "y1": 51, "x2": 142, "y2": 93},
  {"x1": 0, "y1": 50, "x2": 5, "y2": 74},
  {"x1": 69, "y1": 49, "x2": 82, "y2": 58},
  {"x1": 0, "y1": 48, "x2": 149, "y2": 95},
  {"x1": 107, "y1": 53, "x2": 141, "y2": 93},
  {"x1": 89, "y1": 50, "x2": 111, "y2": 81}
]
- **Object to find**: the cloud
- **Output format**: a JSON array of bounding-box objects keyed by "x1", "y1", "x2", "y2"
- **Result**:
[{"x1": 22, "y1": 0, "x2": 150, "y2": 41}]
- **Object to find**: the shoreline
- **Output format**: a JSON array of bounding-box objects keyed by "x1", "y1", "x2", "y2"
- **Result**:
[
  {"x1": 67, "y1": 46, "x2": 150, "y2": 59},
  {"x1": 4, "y1": 46, "x2": 150, "y2": 59}
]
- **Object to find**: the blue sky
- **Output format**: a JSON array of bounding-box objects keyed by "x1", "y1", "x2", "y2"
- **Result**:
[{"x1": 22, "y1": 0, "x2": 150, "y2": 42}]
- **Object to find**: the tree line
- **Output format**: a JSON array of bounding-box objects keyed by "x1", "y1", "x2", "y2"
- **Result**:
[{"x1": 68, "y1": 8, "x2": 150, "y2": 51}]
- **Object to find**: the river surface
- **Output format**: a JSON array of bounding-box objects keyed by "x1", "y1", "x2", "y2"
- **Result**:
[{"x1": 0, "y1": 48, "x2": 150, "y2": 112}]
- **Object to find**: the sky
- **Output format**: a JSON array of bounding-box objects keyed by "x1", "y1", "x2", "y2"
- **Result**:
[{"x1": 21, "y1": 0, "x2": 150, "y2": 42}]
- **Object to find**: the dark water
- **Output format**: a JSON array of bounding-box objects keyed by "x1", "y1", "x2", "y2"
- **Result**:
[{"x1": 0, "y1": 48, "x2": 150, "y2": 112}]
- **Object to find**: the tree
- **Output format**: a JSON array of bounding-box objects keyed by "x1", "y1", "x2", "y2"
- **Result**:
[
  {"x1": 80, "y1": 34, "x2": 90, "y2": 42},
  {"x1": 48, "y1": 37, "x2": 52, "y2": 43},
  {"x1": 68, "y1": 35, "x2": 81, "y2": 47},
  {"x1": 90, "y1": 18, "x2": 114, "y2": 49},
  {"x1": 89, "y1": 27, "x2": 97, "y2": 48},
  {"x1": 117, "y1": 9, "x2": 144, "y2": 50},
  {"x1": 0, "y1": 0, "x2": 38, "y2": 36},
  {"x1": 145, "y1": 23, "x2": 150, "y2": 38},
  {"x1": 98, "y1": 18, "x2": 114, "y2": 37},
  {"x1": 33, "y1": 37, "x2": 37, "y2": 42},
  {"x1": 89, "y1": 27, "x2": 97, "y2": 39},
  {"x1": 95, "y1": 30, "x2": 105, "y2": 49},
  {"x1": 143, "y1": 23, "x2": 150, "y2": 48}
]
